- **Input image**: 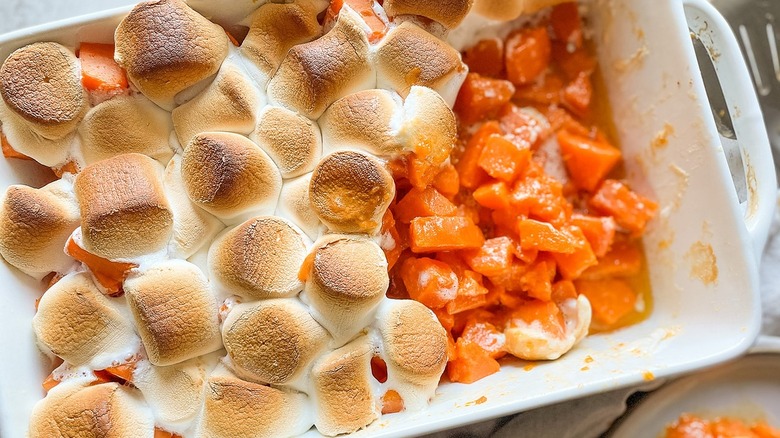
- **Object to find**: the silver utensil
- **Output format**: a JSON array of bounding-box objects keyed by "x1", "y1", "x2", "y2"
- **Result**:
[{"x1": 711, "y1": 0, "x2": 780, "y2": 181}]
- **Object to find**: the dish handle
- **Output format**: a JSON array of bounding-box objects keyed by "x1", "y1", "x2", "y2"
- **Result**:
[{"x1": 684, "y1": 0, "x2": 777, "y2": 262}]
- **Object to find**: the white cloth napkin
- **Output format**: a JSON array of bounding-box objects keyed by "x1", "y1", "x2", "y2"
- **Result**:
[{"x1": 426, "y1": 192, "x2": 780, "y2": 438}]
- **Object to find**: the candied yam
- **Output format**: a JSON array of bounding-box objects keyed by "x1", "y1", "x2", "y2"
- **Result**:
[
  {"x1": 581, "y1": 241, "x2": 643, "y2": 280},
  {"x1": 461, "y1": 236, "x2": 514, "y2": 277},
  {"x1": 473, "y1": 181, "x2": 511, "y2": 211},
  {"x1": 550, "y1": 2, "x2": 583, "y2": 48},
  {"x1": 433, "y1": 164, "x2": 460, "y2": 199},
  {"x1": 79, "y1": 43, "x2": 128, "y2": 93},
  {"x1": 395, "y1": 187, "x2": 457, "y2": 223},
  {"x1": 571, "y1": 214, "x2": 616, "y2": 257},
  {"x1": 552, "y1": 226, "x2": 598, "y2": 279},
  {"x1": 381, "y1": 390, "x2": 405, "y2": 414},
  {"x1": 511, "y1": 163, "x2": 568, "y2": 223},
  {"x1": 433, "y1": 307, "x2": 456, "y2": 332},
  {"x1": 42, "y1": 373, "x2": 59, "y2": 393},
  {"x1": 371, "y1": 355, "x2": 389, "y2": 383},
  {"x1": 514, "y1": 70, "x2": 564, "y2": 106},
  {"x1": 517, "y1": 219, "x2": 582, "y2": 254},
  {"x1": 557, "y1": 130, "x2": 621, "y2": 192},
  {"x1": 508, "y1": 299, "x2": 565, "y2": 338},
  {"x1": 410, "y1": 216, "x2": 485, "y2": 253},
  {"x1": 551, "y1": 280, "x2": 577, "y2": 304},
  {"x1": 447, "y1": 338, "x2": 500, "y2": 384},
  {"x1": 487, "y1": 259, "x2": 528, "y2": 293},
  {"x1": 380, "y1": 209, "x2": 403, "y2": 271},
  {"x1": 445, "y1": 271, "x2": 489, "y2": 314},
  {"x1": 65, "y1": 237, "x2": 137, "y2": 296},
  {"x1": 456, "y1": 121, "x2": 501, "y2": 189},
  {"x1": 460, "y1": 321, "x2": 506, "y2": 359},
  {"x1": 505, "y1": 27, "x2": 552, "y2": 86},
  {"x1": 463, "y1": 38, "x2": 504, "y2": 77},
  {"x1": 326, "y1": 0, "x2": 387, "y2": 43},
  {"x1": 562, "y1": 72, "x2": 593, "y2": 116},
  {"x1": 575, "y1": 278, "x2": 637, "y2": 327},
  {"x1": 553, "y1": 44, "x2": 596, "y2": 80},
  {"x1": 477, "y1": 135, "x2": 531, "y2": 183},
  {"x1": 590, "y1": 180, "x2": 658, "y2": 233},
  {"x1": 454, "y1": 73, "x2": 515, "y2": 125},
  {"x1": 400, "y1": 257, "x2": 458, "y2": 309},
  {"x1": 1, "y1": 133, "x2": 32, "y2": 160},
  {"x1": 499, "y1": 104, "x2": 552, "y2": 150},
  {"x1": 521, "y1": 257, "x2": 556, "y2": 301}
]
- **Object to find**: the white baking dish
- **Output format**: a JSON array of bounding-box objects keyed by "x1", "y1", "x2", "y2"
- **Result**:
[{"x1": 0, "y1": 0, "x2": 775, "y2": 436}]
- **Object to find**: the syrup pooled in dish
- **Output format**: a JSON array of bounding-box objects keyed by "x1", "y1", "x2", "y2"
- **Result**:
[{"x1": 0, "y1": 0, "x2": 655, "y2": 436}]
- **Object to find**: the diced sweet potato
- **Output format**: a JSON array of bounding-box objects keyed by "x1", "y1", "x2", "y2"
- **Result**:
[
  {"x1": 400, "y1": 257, "x2": 458, "y2": 309},
  {"x1": 447, "y1": 338, "x2": 501, "y2": 384},
  {"x1": 477, "y1": 135, "x2": 531, "y2": 183},
  {"x1": 395, "y1": 187, "x2": 458, "y2": 224},
  {"x1": 575, "y1": 278, "x2": 637, "y2": 327},
  {"x1": 456, "y1": 122, "x2": 501, "y2": 189},
  {"x1": 590, "y1": 180, "x2": 658, "y2": 234},
  {"x1": 460, "y1": 236, "x2": 514, "y2": 277},
  {"x1": 505, "y1": 27, "x2": 552, "y2": 86},
  {"x1": 557, "y1": 129, "x2": 621, "y2": 192},
  {"x1": 410, "y1": 216, "x2": 485, "y2": 253},
  {"x1": 454, "y1": 73, "x2": 515, "y2": 125}
]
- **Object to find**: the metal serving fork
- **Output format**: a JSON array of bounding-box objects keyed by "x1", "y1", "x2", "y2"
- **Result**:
[{"x1": 711, "y1": 0, "x2": 780, "y2": 179}]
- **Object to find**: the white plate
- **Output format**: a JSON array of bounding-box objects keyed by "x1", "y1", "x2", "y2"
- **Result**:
[
  {"x1": 0, "y1": 0, "x2": 775, "y2": 437},
  {"x1": 609, "y1": 336, "x2": 780, "y2": 437}
]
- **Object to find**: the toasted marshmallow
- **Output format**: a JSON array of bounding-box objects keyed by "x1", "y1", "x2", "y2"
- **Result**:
[
  {"x1": 181, "y1": 132, "x2": 281, "y2": 222},
  {"x1": 375, "y1": 22, "x2": 466, "y2": 106},
  {"x1": 222, "y1": 299, "x2": 329, "y2": 387},
  {"x1": 0, "y1": 178, "x2": 79, "y2": 279},
  {"x1": 0, "y1": 101, "x2": 74, "y2": 167},
  {"x1": 384, "y1": 0, "x2": 473, "y2": 28},
  {"x1": 172, "y1": 62, "x2": 261, "y2": 147},
  {"x1": 79, "y1": 95, "x2": 173, "y2": 165},
  {"x1": 267, "y1": 6, "x2": 375, "y2": 119},
  {"x1": 399, "y1": 85, "x2": 458, "y2": 160},
  {"x1": 209, "y1": 216, "x2": 307, "y2": 300},
  {"x1": 311, "y1": 335, "x2": 379, "y2": 435},
  {"x1": 252, "y1": 105, "x2": 322, "y2": 179},
  {"x1": 30, "y1": 381, "x2": 154, "y2": 438},
  {"x1": 74, "y1": 153, "x2": 173, "y2": 260},
  {"x1": 114, "y1": 0, "x2": 229, "y2": 110},
  {"x1": 375, "y1": 299, "x2": 448, "y2": 410},
  {"x1": 303, "y1": 235, "x2": 388, "y2": 345},
  {"x1": 473, "y1": 0, "x2": 566, "y2": 20},
  {"x1": 309, "y1": 151, "x2": 394, "y2": 234},
  {"x1": 163, "y1": 155, "x2": 224, "y2": 258},
  {"x1": 195, "y1": 365, "x2": 313, "y2": 438},
  {"x1": 32, "y1": 273, "x2": 138, "y2": 367},
  {"x1": 275, "y1": 173, "x2": 323, "y2": 241},
  {"x1": 132, "y1": 357, "x2": 211, "y2": 434},
  {"x1": 0, "y1": 42, "x2": 88, "y2": 140},
  {"x1": 319, "y1": 89, "x2": 405, "y2": 158},
  {"x1": 504, "y1": 295, "x2": 592, "y2": 360},
  {"x1": 124, "y1": 260, "x2": 222, "y2": 366},
  {"x1": 241, "y1": 1, "x2": 323, "y2": 85}
]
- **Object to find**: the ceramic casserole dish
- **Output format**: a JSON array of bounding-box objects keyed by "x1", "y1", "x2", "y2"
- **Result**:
[{"x1": 0, "y1": 0, "x2": 775, "y2": 436}]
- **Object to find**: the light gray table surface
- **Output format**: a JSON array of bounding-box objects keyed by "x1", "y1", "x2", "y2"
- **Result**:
[{"x1": 0, "y1": 0, "x2": 136, "y2": 35}]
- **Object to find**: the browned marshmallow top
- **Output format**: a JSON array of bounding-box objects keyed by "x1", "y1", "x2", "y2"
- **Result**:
[
  {"x1": 124, "y1": 260, "x2": 222, "y2": 366},
  {"x1": 0, "y1": 180, "x2": 79, "y2": 278},
  {"x1": 29, "y1": 382, "x2": 154, "y2": 438},
  {"x1": 74, "y1": 153, "x2": 173, "y2": 259},
  {"x1": 195, "y1": 371, "x2": 312, "y2": 438},
  {"x1": 384, "y1": 0, "x2": 474, "y2": 28},
  {"x1": 209, "y1": 216, "x2": 307, "y2": 299},
  {"x1": 311, "y1": 336, "x2": 378, "y2": 436},
  {"x1": 79, "y1": 95, "x2": 173, "y2": 165},
  {"x1": 181, "y1": 132, "x2": 281, "y2": 221},
  {"x1": 222, "y1": 299, "x2": 329, "y2": 385},
  {"x1": 0, "y1": 42, "x2": 88, "y2": 139},
  {"x1": 266, "y1": 6, "x2": 374, "y2": 119},
  {"x1": 241, "y1": 1, "x2": 322, "y2": 81},
  {"x1": 254, "y1": 105, "x2": 322, "y2": 179},
  {"x1": 32, "y1": 273, "x2": 137, "y2": 367},
  {"x1": 114, "y1": 0, "x2": 229, "y2": 109},
  {"x1": 309, "y1": 150, "x2": 394, "y2": 234},
  {"x1": 305, "y1": 235, "x2": 388, "y2": 343}
]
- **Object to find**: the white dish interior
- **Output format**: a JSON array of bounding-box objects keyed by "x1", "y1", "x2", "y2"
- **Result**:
[{"x1": 0, "y1": 0, "x2": 770, "y2": 436}]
